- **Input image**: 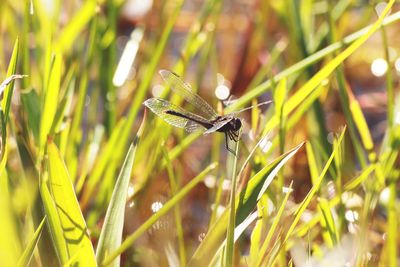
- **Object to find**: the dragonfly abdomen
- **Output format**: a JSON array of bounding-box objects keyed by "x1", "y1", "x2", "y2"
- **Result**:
[{"x1": 165, "y1": 110, "x2": 213, "y2": 129}]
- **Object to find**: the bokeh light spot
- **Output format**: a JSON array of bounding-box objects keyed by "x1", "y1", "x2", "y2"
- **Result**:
[
  {"x1": 371, "y1": 58, "x2": 388, "y2": 77},
  {"x1": 215, "y1": 84, "x2": 230, "y2": 100},
  {"x1": 151, "y1": 201, "x2": 163, "y2": 213}
]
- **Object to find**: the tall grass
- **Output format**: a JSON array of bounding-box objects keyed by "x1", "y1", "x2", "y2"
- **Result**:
[{"x1": 0, "y1": 0, "x2": 399, "y2": 266}]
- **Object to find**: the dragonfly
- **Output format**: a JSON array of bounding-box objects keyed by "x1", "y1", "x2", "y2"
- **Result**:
[{"x1": 144, "y1": 70, "x2": 269, "y2": 154}]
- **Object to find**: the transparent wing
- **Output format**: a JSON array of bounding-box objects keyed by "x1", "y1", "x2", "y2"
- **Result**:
[
  {"x1": 185, "y1": 120, "x2": 205, "y2": 133},
  {"x1": 203, "y1": 117, "x2": 232, "y2": 135},
  {"x1": 227, "y1": 100, "x2": 273, "y2": 116},
  {"x1": 159, "y1": 70, "x2": 218, "y2": 120},
  {"x1": 144, "y1": 98, "x2": 207, "y2": 133}
]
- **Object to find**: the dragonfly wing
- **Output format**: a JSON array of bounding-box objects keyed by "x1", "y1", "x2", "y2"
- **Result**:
[
  {"x1": 203, "y1": 117, "x2": 232, "y2": 135},
  {"x1": 159, "y1": 70, "x2": 218, "y2": 120},
  {"x1": 184, "y1": 120, "x2": 206, "y2": 133},
  {"x1": 144, "y1": 98, "x2": 207, "y2": 132}
]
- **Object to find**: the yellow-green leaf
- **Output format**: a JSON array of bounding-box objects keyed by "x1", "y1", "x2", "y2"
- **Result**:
[
  {"x1": 17, "y1": 217, "x2": 46, "y2": 267},
  {"x1": 40, "y1": 55, "x2": 62, "y2": 154},
  {"x1": 40, "y1": 173, "x2": 68, "y2": 264},
  {"x1": 2, "y1": 38, "x2": 19, "y2": 122},
  {"x1": 47, "y1": 141, "x2": 96, "y2": 266},
  {"x1": 96, "y1": 116, "x2": 145, "y2": 266},
  {"x1": 54, "y1": 0, "x2": 97, "y2": 53}
]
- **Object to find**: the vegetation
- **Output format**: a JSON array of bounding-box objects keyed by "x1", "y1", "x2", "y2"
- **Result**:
[{"x1": 0, "y1": 0, "x2": 399, "y2": 266}]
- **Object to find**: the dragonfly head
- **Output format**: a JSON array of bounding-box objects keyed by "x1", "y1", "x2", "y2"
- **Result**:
[{"x1": 231, "y1": 118, "x2": 242, "y2": 131}]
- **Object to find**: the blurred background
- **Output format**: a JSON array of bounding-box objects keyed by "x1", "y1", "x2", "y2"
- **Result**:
[{"x1": 1, "y1": 0, "x2": 400, "y2": 266}]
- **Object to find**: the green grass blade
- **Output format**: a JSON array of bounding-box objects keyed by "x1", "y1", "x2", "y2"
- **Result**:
[
  {"x1": 40, "y1": 172, "x2": 68, "y2": 264},
  {"x1": 0, "y1": 171, "x2": 21, "y2": 266},
  {"x1": 225, "y1": 137, "x2": 240, "y2": 267},
  {"x1": 46, "y1": 140, "x2": 96, "y2": 266},
  {"x1": 188, "y1": 143, "x2": 303, "y2": 267},
  {"x1": 327, "y1": 2, "x2": 368, "y2": 169},
  {"x1": 67, "y1": 16, "x2": 98, "y2": 149},
  {"x1": 306, "y1": 141, "x2": 320, "y2": 185},
  {"x1": 2, "y1": 38, "x2": 20, "y2": 123},
  {"x1": 0, "y1": 74, "x2": 26, "y2": 174},
  {"x1": 380, "y1": 24, "x2": 394, "y2": 130},
  {"x1": 386, "y1": 181, "x2": 397, "y2": 266},
  {"x1": 348, "y1": 89, "x2": 376, "y2": 162},
  {"x1": 255, "y1": 142, "x2": 303, "y2": 202},
  {"x1": 0, "y1": 109, "x2": 7, "y2": 176},
  {"x1": 274, "y1": 78, "x2": 287, "y2": 154},
  {"x1": 101, "y1": 162, "x2": 218, "y2": 266},
  {"x1": 17, "y1": 217, "x2": 46, "y2": 267},
  {"x1": 54, "y1": 0, "x2": 97, "y2": 53},
  {"x1": 74, "y1": 125, "x2": 105, "y2": 194},
  {"x1": 95, "y1": 114, "x2": 145, "y2": 266},
  {"x1": 162, "y1": 145, "x2": 186, "y2": 266},
  {"x1": 318, "y1": 197, "x2": 338, "y2": 247},
  {"x1": 39, "y1": 54, "x2": 62, "y2": 156},
  {"x1": 0, "y1": 111, "x2": 7, "y2": 176},
  {"x1": 344, "y1": 164, "x2": 376, "y2": 191},
  {"x1": 51, "y1": 71, "x2": 75, "y2": 136},
  {"x1": 20, "y1": 88, "x2": 41, "y2": 143},
  {"x1": 282, "y1": 128, "x2": 346, "y2": 245},
  {"x1": 80, "y1": 118, "x2": 126, "y2": 208},
  {"x1": 249, "y1": 198, "x2": 265, "y2": 266},
  {"x1": 256, "y1": 182, "x2": 293, "y2": 267}
]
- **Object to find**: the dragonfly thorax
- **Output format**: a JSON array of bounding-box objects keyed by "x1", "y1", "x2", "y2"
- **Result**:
[
  {"x1": 212, "y1": 116, "x2": 242, "y2": 133},
  {"x1": 231, "y1": 118, "x2": 242, "y2": 131}
]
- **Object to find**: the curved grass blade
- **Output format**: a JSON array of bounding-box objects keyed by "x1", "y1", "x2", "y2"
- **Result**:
[
  {"x1": 46, "y1": 140, "x2": 96, "y2": 265},
  {"x1": 344, "y1": 164, "x2": 376, "y2": 191},
  {"x1": 268, "y1": 128, "x2": 346, "y2": 265},
  {"x1": 318, "y1": 197, "x2": 339, "y2": 248},
  {"x1": 17, "y1": 217, "x2": 46, "y2": 267},
  {"x1": 188, "y1": 143, "x2": 303, "y2": 267},
  {"x1": 39, "y1": 55, "x2": 62, "y2": 157},
  {"x1": 95, "y1": 113, "x2": 146, "y2": 266},
  {"x1": 101, "y1": 162, "x2": 218, "y2": 266},
  {"x1": 256, "y1": 182, "x2": 293, "y2": 267},
  {"x1": 210, "y1": 210, "x2": 259, "y2": 266},
  {"x1": 54, "y1": 0, "x2": 97, "y2": 53},
  {"x1": 2, "y1": 38, "x2": 19, "y2": 123},
  {"x1": 40, "y1": 172, "x2": 68, "y2": 264}
]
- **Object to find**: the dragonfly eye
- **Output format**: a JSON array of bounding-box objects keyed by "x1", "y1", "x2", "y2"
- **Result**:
[{"x1": 233, "y1": 118, "x2": 242, "y2": 131}]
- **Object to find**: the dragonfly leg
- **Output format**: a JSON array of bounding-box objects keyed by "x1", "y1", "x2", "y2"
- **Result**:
[
  {"x1": 229, "y1": 130, "x2": 240, "y2": 142},
  {"x1": 227, "y1": 131, "x2": 234, "y2": 140},
  {"x1": 228, "y1": 131, "x2": 236, "y2": 142},
  {"x1": 225, "y1": 132, "x2": 236, "y2": 155}
]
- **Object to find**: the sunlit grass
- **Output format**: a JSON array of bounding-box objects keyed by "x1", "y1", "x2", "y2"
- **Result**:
[{"x1": 0, "y1": 0, "x2": 399, "y2": 266}]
